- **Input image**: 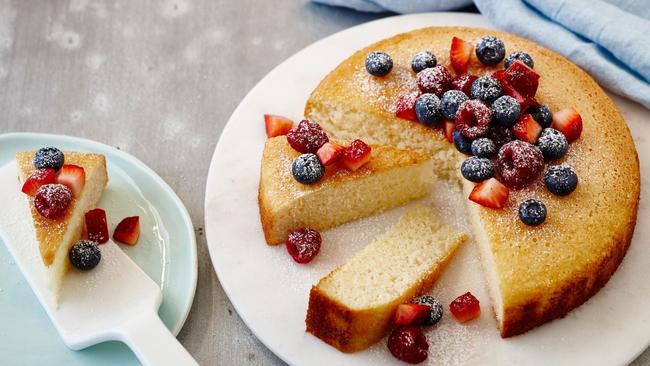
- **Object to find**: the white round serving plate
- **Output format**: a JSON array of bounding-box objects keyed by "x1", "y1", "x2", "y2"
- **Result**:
[{"x1": 205, "y1": 12, "x2": 650, "y2": 366}]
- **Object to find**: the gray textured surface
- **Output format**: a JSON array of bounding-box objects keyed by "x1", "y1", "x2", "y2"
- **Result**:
[{"x1": 0, "y1": 0, "x2": 647, "y2": 365}]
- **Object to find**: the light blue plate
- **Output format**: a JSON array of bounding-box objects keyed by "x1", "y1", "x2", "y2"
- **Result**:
[{"x1": 0, "y1": 133, "x2": 197, "y2": 365}]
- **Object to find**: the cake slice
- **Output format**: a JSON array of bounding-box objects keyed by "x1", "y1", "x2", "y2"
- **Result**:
[
  {"x1": 16, "y1": 151, "x2": 108, "y2": 299},
  {"x1": 258, "y1": 137, "x2": 435, "y2": 245},
  {"x1": 306, "y1": 206, "x2": 467, "y2": 352}
]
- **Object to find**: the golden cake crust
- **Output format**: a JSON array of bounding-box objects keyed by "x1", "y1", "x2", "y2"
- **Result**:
[{"x1": 304, "y1": 26, "x2": 640, "y2": 337}]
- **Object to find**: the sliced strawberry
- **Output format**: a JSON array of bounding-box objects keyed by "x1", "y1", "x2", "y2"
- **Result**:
[
  {"x1": 85, "y1": 208, "x2": 109, "y2": 244},
  {"x1": 551, "y1": 107, "x2": 583, "y2": 142},
  {"x1": 395, "y1": 91, "x2": 421, "y2": 121},
  {"x1": 316, "y1": 142, "x2": 344, "y2": 166},
  {"x1": 395, "y1": 304, "x2": 431, "y2": 326},
  {"x1": 468, "y1": 177, "x2": 509, "y2": 209},
  {"x1": 503, "y1": 60, "x2": 539, "y2": 98},
  {"x1": 450, "y1": 37, "x2": 473, "y2": 74},
  {"x1": 21, "y1": 168, "x2": 56, "y2": 196},
  {"x1": 444, "y1": 119, "x2": 455, "y2": 143},
  {"x1": 56, "y1": 164, "x2": 85, "y2": 197},
  {"x1": 451, "y1": 74, "x2": 478, "y2": 95},
  {"x1": 449, "y1": 292, "x2": 481, "y2": 323},
  {"x1": 113, "y1": 216, "x2": 140, "y2": 245},
  {"x1": 342, "y1": 139, "x2": 372, "y2": 171},
  {"x1": 513, "y1": 114, "x2": 543, "y2": 144},
  {"x1": 264, "y1": 114, "x2": 293, "y2": 138}
]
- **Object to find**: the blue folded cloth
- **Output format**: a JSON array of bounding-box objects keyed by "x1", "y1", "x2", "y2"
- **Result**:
[{"x1": 312, "y1": 0, "x2": 650, "y2": 109}]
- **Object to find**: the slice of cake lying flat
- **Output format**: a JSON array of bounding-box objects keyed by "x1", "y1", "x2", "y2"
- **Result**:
[
  {"x1": 306, "y1": 206, "x2": 467, "y2": 352},
  {"x1": 16, "y1": 151, "x2": 108, "y2": 300},
  {"x1": 258, "y1": 136, "x2": 434, "y2": 245}
]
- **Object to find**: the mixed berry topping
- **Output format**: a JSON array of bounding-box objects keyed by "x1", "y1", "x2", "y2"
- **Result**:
[
  {"x1": 536, "y1": 128, "x2": 568, "y2": 160},
  {"x1": 528, "y1": 104, "x2": 553, "y2": 128},
  {"x1": 471, "y1": 137, "x2": 497, "y2": 158},
  {"x1": 286, "y1": 228, "x2": 321, "y2": 264},
  {"x1": 413, "y1": 295, "x2": 444, "y2": 326},
  {"x1": 491, "y1": 95, "x2": 520, "y2": 127},
  {"x1": 34, "y1": 183, "x2": 72, "y2": 219},
  {"x1": 395, "y1": 91, "x2": 421, "y2": 121},
  {"x1": 518, "y1": 199, "x2": 547, "y2": 226},
  {"x1": 455, "y1": 100, "x2": 492, "y2": 139},
  {"x1": 449, "y1": 292, "x2": 481, "y2": 323},
  {"x1": 264, "y1": 114, "x2": 293, "y2": 138},
  {"x1": 461, "y1": 157, "x2": 494, "y2": 182},
  {"x1": 416, "y1": 65, "x2": 452, "y2": 96},
  {"x1": 387, "y1": 326, "x2": 429, "y2": 364},
  {"x1": 452, "y1": 129, "x2": 473, "y2": 155},
  {"x1": 292, "y1": 154, "x2": 325, "y2": 184},
  {"x1": 34, "y1": 147, "x2": 65, "y2": 171},
  {"x1": 495, "y1": 140, "x2": 544, "y2": 189},
  {"x1": 85, "y1": 208, "x2": 109, "y2": 244},
  {"x1": 342, "y1": 139, "x2": 372, "y2": 171},
  {"x1": 470, "y1": 76, "x2": 502, "y2": 103},
  {"x1": 57, "y1": 164, "x2": 86, "y2": 197},
  {"x1": 450, "y1": 37, "x2": 473, "y2": 74},
  {"x1": 286, "y1": 120, "x2": 329, "y2": 153},
  {"x1": 114, "y1": 216, "x2": 141, "y2": 245},
  {"x1": 411, "y1": 51, "x2": 437, "y2": 73},
  {"x1": 365, "y1": 51, "x2": 393, "y2": 76},
  {"x1": 69, "y1": 240, "x2": 101, "y2": 271},
  {"x1": 504, "y1": 51, "x2": 534, "y2": 69},
  {"x1": 439, "y1": 90, "x2": 469, "y2": 120},
  {"x1": 475, "y1": 36, "x2": 505, "y2": 66},
  {"x1": 21, "y1": 168, "x2": 56, "y2": 196},
  {"x1": 451, "y1": 74, "x2": 478, "y2": 96},
  {"x1": 415, "y1": 93, "x2": 442, "y2": 125},
  {"x1": 544, "y1": 165, "x2": 578, "y2": 196}
]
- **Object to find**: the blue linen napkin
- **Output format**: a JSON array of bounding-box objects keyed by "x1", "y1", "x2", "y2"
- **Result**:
[{"x1": 312, "y1": 0, "x2": 650, "y2": 109}]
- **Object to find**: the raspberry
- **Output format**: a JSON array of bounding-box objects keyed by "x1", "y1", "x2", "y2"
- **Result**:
[
  {"x1": 495, "y1": 140, "x2": 544, "y2": 189},
  {"x1": 416, "y1": 65, "x2": 451, "y2": 97},
  {"x1": 387, "y1": 326, "x2": 429, "y2": 364},
  {"x1": 286, "y1": 228, "x2": 321, "y2": 264},
  {"x1": 286, "y1": 120, "x2": 329, "y2": 153},
  {"x1": 34, "y1": 183, "x2": 72, "y2": 219},
  {"x1": 451, "y1": 74, "x2": 478, "y2": 96},
  {"x1": 455, "y1": 100, "x2": 492, "y2": 139}
]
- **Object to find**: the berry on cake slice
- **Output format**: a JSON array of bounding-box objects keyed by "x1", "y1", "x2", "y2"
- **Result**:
[
  {"x1": 395, "y1": 91, "x2": 421, "y2": 121},
  {"x1": 21, "y1": 168, "x2": 56, "y2": 196},
  {"x1": 342, "y1": 139, "x2": 372, "y2": 171},
  {"x1": 444, "y1": 120, "x2": 455, "y2": 143},
  {"x1": 503, "y1": 60, "x2": 539, "y2": 98},
  {"x1": 450, "y1": 37, "x2": 473, "y2": 74},
  {"x1": 513, "y1": 114, "x2": 543, "y2": 144},
  {"x1": 56, "y1": 164, "x2": 85, "y2": 197},
  {"x1": 286, "y1": 120, "x2": 329, "y2": 153},
  {"x1": 449, "y1": 292, "x2": 481, "y2": 323},
  {"x1": 394, "y1": 303, "x2": 431, "y2": 326},
  {"x1": 264, "y1": 114, "x2": 293, "y2": 138},
  {"x1": 114, "y1": 216, "x2": 141, "y2": 245},
  {"x1": 468, "y1": 177, "x2": 509, "y2": 209},
  {"x1": 85, "y1": 208, "x2": 109, "y2": 244},
  {"x1": 551, "y1": 107, "x2": 583, "y2": 142},
  {"x1": 316, "y1": 142, "x2": 344, "y2": 166}
]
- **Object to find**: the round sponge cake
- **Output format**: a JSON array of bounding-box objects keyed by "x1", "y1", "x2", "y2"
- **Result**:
[{"x1": 305, "y1": 27, "x2": 640, "y2": 337}]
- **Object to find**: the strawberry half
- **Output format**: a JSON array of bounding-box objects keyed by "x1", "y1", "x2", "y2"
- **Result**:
[
  {"x1": 21, "y1": 168, "x2": 56, "y2": 196},
  {"x1": 444, "y1": 119, "x2": 455, "y2": 143},
  {"x1": 395, "y1": 304, "x2": 431, "y2": 326},
  {"x1": 513, "y1": 114, "x2": 543, "y2": 144},
  {"x1": 316, "y1": 142, "x2": 344, "y2": 166},
  {"x1": 450, "y1": 37, "x2": 473, "y2": 74},
  {"x1": 503, "y1": 60, "x2": 539, "y2": 98},
  {"x1": 56, "y1": 164, "x2": 85, "y2": 197},
  {"x1": 113, "y1": 216, "x2": 140, "y2": 245},
  {"x1": 449, "y1": 292, "x2": 481, "y2": 323},
  {"x1": 342, "y1": 139, "x2": 372, "y2": 171},
  {"x1": 395, "y1": 92, "x2": 421, "y2": 121},
  {"x1": 551, "y1": 107, "x2": 583, "y2": 142},
  {"x1": 469, "y1": 178, "x2": 509, "y2": 209},
  {"x1": 264, "y1": 114, "x2": 293, "y2": 138},
  {"x1": 85, "y1": 208, "x2": 109, "y2": 244}
]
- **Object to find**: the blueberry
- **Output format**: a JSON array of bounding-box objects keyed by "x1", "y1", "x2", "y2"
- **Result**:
[
  {"x1": 292, "y1": 153, "x2": 324, "y2": 184},
  {"x1": 471, "y1": 138, "x2": 497, "y2": 158},
  {"x1": 439, "y1": 90, "x2": 469, "y2": 120},
  {"x1": 461, "y1": 157, "x2": 494, "y2": 182},
  {"x1": 69, "y1": 240, "x2": 101, "y2": 271},
  {"x1": 415, "y1": 93, "x2": 442, "y2": 126},
  {"x1": 411, "y1": 51, "x2": 437, "y2": 73},
  {"x1": 536, "y1": 128, "x2": 568, "y2": 160},
  {"x1": 365, "y1": 51, "x2": 393, "y2": 76},
  {"x1": 544, "y1": 165, "x2": 578, "y2": 196},
  {"x1": 529, "y1": 105, "x2": 552, "y2": 128},
  {"x1": 413, "y1": 295, "x2": 443, "y2": 326},
  {"x1": 34, "y1": 147, "x2": 64, "y2": 171},
  {"x1": 491, "y1": 95, "x2": 520, "y2": 127},
  {"x1": 518, "y1": 199, "x2": 547, "y2": 226},
  {"x1": 453, "y1": 129, "x2": 473, "y2": 155},
  {"x1": 470, "y1": 76, "x2": 502, "y2": 103},
  {"x1": 504, "y1": 51, "x2": 534, "y2": 69},
  {"x1": 475, "y1": 36, "x2": 506, "y2": 66},
  {"x1": 487, "y1": 126, "x2": 515, "y2": 148}
]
